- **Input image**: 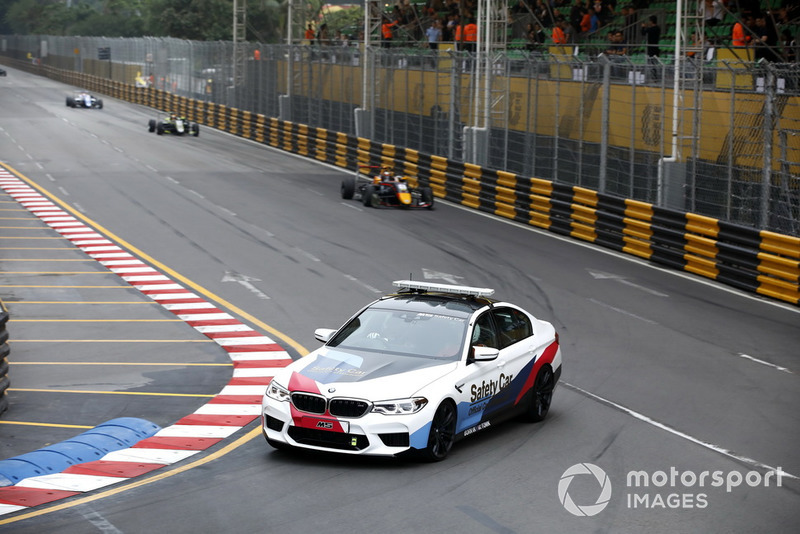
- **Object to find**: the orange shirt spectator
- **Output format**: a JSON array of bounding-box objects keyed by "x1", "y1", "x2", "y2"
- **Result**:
[
  {"x1": 382, "y1": 19, "x2": 398, "y2": 40},
  {"x1": 552, "y1": 24, "x2": 567, "y2": 45},
  {"x1": 304, "y1": 25, "x2": 314, "y2": 41},
  {"x1": 580, "y1": 13, "x2": 592, "y2": 33},
  {"x1": 464, "y1": 22, "x2": 478, "y2": 43},
  {"x1": 732, "y1": 19, "x2": 751, "y2": 47}
]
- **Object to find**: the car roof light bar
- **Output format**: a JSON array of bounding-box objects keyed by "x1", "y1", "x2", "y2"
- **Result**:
[{"x1": 392, "y1": 280, "x2": 495, "y2": 297}]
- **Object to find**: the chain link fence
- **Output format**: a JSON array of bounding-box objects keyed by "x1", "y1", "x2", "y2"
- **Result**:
[{"x1": 2, "y1": 34, "x2": 798, "y2": 236}]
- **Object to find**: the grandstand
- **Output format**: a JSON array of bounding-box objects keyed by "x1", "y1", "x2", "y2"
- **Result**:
[{"x1": 352, "y1": 1, "x2": 796, "y2": 66}]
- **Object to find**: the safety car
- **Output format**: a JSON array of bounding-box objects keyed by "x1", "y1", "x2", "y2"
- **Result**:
[
  {"x1": 341, "y1": 166, "x2": 434, "y2": 209},
  {"x1": 262, "y1": 280, "x2": 562, "y2": 461},
  {"x1": 148, "y1": 113, "x2": 199, "y2": 136},
  {"x1": 66, "y1": 91, "x2": 103, "y2": 109}
]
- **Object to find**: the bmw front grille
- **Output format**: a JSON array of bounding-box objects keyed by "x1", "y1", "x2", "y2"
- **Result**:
[
  {"x1": 291, "y1": 392, "x2": 326, "y2": 414},
  {"x1": 290, "y1": 393, "x2": 371, "y2": 418}
]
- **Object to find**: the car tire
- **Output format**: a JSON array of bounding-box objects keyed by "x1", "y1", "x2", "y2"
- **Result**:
[
  {"x1": 420, "y1": 400, "x2": 457, "y2": 462},
  {"x1": 156, "y1": 123, "x2": 164, "y2": 135},
  {"x1": 341, "y1": 176, "x2": 356, "y2": 199},
  {"x1": 148, "y1": 119, "x2": 156, "y2": 132},
  {"x1": 192, "y1": 124, "x2": 199, "y2": 136},
  {"x1": 363, "y1": 185, "x2": 375, "y2": 207},
  {"x1": 523, "y1": 365, "x2": 555, "y2": 423},
  {"x1": 66, "y1": 97, "x2": 74, "y2": 107},
  {"x1": 421, "y1": 186, "x2": 434, "y2": 209}
]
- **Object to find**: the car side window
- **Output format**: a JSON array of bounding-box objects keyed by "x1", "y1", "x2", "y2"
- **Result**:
[
  {"x1": 493, "y1": 307, "x2": 533, "y2": 349},
  {"x1": 471, "y1": 312, "x2": 498, "y2": 349}
]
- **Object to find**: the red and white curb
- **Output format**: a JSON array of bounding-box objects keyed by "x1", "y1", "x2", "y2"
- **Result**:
[{"x1": 0, "y1": 169, "x2": 291, "y2": 515}]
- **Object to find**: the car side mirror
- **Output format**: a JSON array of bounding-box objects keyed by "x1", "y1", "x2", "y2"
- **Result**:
[
  {"x1": 314, "y1": 328, "x2": 337, "y2": 343},
  {"x1": 471, "y1": 346, "x2": 499, "y2": 362}
]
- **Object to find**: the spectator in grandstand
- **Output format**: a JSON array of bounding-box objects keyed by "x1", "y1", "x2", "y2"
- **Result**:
[
  {"x1": 305, "y1": 24, "x2": 315, "y2": 43},
  {"x1": 753, "y1": 11, "x2": 780, "y2": 62},
  {"x1": 686, "y1": 30, "x2": 706, "y2": 60},
  {"x1": 641, "y1": 15, "x2": 661, "y2": 57},
  {"x1": 427, "y1": 0, "x2": 445, "y2": 15},
  {"x1": 464, "y1": 18, "x2": 478, "y2": 53},
  {"x1": 381, "y1": 16, "x2": 398, "y2": 48},
  {"x1": 701, "y1": 0, "x2": 724, "y2": 27},
  {"x1": 642, "y1": 15, "x2": 661, "y2": 81},
  {"x1": 605, "y1": 29, "x2": 628, "y2": 56},
  {"x1": 534, "y1": 1, "x2": 553, "y2": 27},
  {"x1": 570, "y1": 0, "x2": 587, "y2": 35},
  {"x1": 316, "y1": 23, "x2": 330, "y2": 46},
  {"x1": 392, "y1": 4, "x2": 407, "y2": 25},
  {"x1": 622, "y1": 4, "x2": 638, "y2": 46},
  {"x1": 552, "y1": 16, "x2": 569, "y2": 44},
  {"x1": 444, "y1": 13, "x2": 459, "y2": 42},
  {"x1": 732, "y1": 14, "x2": 753, "y2": 47},
  {"x1": 589, "y1": 2, "x2": 605, "y2": 33},
  {"x1": 736, "y1": 0, "x2": 761, "y2": 18},
  {"x1": 426, "y1": 17, "x2": 443, "y2": 50},
  {"x1": 527, "y1": 22, "x2": 547, "y2": 51},
  {"x1": 780, "y1": 28, "x2": 796, "y2": 63}
]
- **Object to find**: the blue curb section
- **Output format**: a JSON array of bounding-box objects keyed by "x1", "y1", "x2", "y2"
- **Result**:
[{"x1": 0, "y1": 417, "x2": 161, "y2": 486}]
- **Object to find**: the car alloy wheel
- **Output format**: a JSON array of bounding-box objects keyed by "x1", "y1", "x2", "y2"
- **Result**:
[
  {"x1": 424, "y1": 401, "x2": 456, "y2": 461},
  {"x1": 529, "y1": 365, "x2": 554, "y2": 422}
]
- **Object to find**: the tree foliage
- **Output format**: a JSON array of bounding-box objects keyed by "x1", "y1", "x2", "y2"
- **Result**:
[{"x1": 0, "y1": 0, "x2": 285, "y2": 41}]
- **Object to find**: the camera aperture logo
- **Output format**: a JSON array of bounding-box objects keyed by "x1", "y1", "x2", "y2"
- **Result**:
[
  {"x1": 558, "y1": 463, "x2": 612, "y2": 517},
  {"x1": 559, "y1": 463, "x2": 786, "y2": 516}
]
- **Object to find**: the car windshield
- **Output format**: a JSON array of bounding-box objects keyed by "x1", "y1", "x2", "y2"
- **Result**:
[{"x1": 328, "y1": 307, "x2": 467, "y2": 361}]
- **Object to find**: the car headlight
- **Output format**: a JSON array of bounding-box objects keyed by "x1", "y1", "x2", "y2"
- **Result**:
[
  {"x1": 371, "y1": 397, "x2": 428, "y2": 415},
  {"x1": 265, "y1": 380, "x2": 291, "y2": 402}
]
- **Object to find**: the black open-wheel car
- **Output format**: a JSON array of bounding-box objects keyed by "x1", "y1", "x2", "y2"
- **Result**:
[
  {"x1": 148, "y1": 114, "x2": 199, "y2": 136},
  {"x1": 341, "y1": 166, "x2": 434, "y2": 209}
]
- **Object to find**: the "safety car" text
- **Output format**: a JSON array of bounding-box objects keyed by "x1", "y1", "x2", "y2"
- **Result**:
[{"x1": 470, "y1": 373, "x2": 513, "y2": 402}]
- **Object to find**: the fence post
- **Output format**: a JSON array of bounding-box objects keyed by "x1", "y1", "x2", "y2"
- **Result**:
[
  {"x1": 599, "y1": 56, "x2": 610, "y2": 195},
  {"x1": 761, "y1": 65, "x2": 775, "y2": 230}
]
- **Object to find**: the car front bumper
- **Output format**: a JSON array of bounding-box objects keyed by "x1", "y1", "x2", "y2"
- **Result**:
[{"x1": 261, "y1": 397, "x2": 432, "y2": 456}]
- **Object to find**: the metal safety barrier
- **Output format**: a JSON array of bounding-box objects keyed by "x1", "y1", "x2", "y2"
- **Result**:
[{"x1": 3, "y1": 59, "x2": 798, "y2": 306}]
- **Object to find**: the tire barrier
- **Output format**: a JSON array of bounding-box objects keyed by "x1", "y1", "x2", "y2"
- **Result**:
[
  {"x1": 3, "y1": 60, "x2": 798, "y2": 306},
  {"x1": 0, "y1": 299, "x2": 9, "y2": 417}
]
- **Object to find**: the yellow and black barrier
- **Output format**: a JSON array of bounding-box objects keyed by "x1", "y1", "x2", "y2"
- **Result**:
[
  {"x1": 0, "y1": 299, "x2": 10, "y2": 417},
  {"x1": 6, "y1": 60, "x2": 798, "y2": 306}
]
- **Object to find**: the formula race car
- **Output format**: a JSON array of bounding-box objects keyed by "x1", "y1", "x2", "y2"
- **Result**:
[
  {"x1": 262, "y1": 280, "x2": 562, "y2": 461},
  {"x1": 66, "y1": 91, "x2": 103, "y2": 109},
  {"x1": 341, "y1": 166, "x2": 434, "y2": 209},
  {"x1": 148, "y1": 113, "x2": 199, "y2": 136}
]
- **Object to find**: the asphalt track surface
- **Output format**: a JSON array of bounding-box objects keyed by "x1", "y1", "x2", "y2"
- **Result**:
[{"x1": 0, "y1": 64, "x2": 798, "y2": 533}]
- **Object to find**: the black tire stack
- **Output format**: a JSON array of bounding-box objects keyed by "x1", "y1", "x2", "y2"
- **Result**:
[{"x1": 0, "y1": 300, "x2": 9, "y2": 416}]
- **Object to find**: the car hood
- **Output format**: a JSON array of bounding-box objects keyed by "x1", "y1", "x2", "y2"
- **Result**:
[{"x1": 274, "y1": 346, "x2": 458, "y2": 399}]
